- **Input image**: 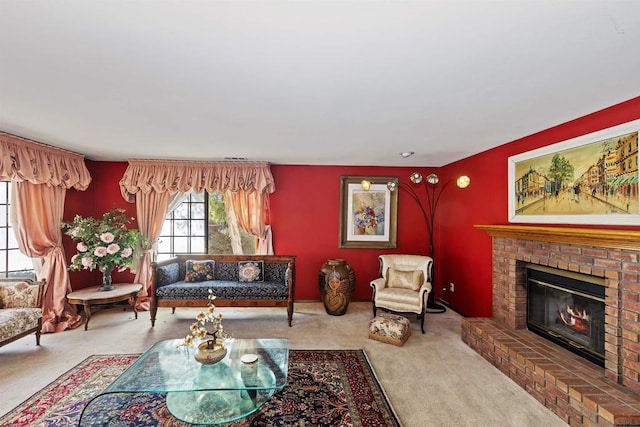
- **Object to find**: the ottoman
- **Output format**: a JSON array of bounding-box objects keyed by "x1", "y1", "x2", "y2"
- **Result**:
[{"x1": 368, "y1": 314, "x2": 411, "y2": 346}]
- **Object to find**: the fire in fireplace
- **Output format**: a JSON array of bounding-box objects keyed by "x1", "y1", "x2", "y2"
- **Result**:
[{"x1": 526, "y1": 264, "x2": 605, "y2": 366}]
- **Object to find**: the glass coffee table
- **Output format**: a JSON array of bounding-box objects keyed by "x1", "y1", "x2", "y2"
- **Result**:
[{"x1": 79, "y1": 338, "x2": 289, "y2": 426}]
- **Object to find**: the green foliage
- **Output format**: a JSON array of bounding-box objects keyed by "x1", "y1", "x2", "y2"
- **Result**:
[
  {"x1": 208, "y1": 193, "x2": 227, "y2": 224},
  {"x1": 61, "y1": 208, "x2": 147, "y2": 272},
  {"x1": 548, "y1": 153, "x2": 574, "y2": 185}
]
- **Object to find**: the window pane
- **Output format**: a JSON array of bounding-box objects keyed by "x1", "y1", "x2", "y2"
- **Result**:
[
  {"x1": 157, "y1": 238, "x2": 171, "y2": 253},
  {"x1": 8, "y1": 249, "x2": 32, "y2": 271},
  {"x1": 191, "y1": 192, "x2": 205, "y2": 202},
  {"x1": 0, "y1": 181, "x2": 33, "y2": 277},
  {"x1": 174, "y1": 204, "x2": 188, "y2": 219},
  {"x1": 7, "y1": 231, "x2": 19, "y2": 249},
  {"x1": 191, "y1": 203, "x2": 205, "y2": 219},
  {"x1": 173, "y1": 237, "x2": 189, "y2": 253},
  {"x1": 191, "y1": 220, "x2": 205, "y2": 235},
  {"x1": 160, "y1": 221, "x2": 172, "y2": 235},
  {"x1": 174, "y1": 220, "x2": 190, "y2": 236},
  {"x1": 156, "y1": 253, "x2": 171, "y2": 262},
  {"x1": 190, "y1": 236, "x2": 205, "y2": 252}
]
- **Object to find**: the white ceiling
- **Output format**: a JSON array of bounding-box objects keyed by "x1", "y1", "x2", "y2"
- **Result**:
[{"x1": 1, "y1": 1, "x2": 639, "y2": 167}]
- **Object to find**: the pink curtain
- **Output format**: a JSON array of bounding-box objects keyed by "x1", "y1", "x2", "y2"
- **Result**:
[
  {"x1": 119, "y1": 160, "x2": 275, "y2": 202},
  {"x1": 228, "y1": 190, "x2": 273, "y2": 255},
  {"x1": 0, "y1": 132, "x2": 91, "y2": 333},
  {"x1": 120, "y1": 160, "x2": 276, "y2": 285},
  {"x1": 133, "y1": 191, "x2": 171, "y2": 310},
  {"x1": 10, "y1": 182, "x2": 82, "y2": 332},
  {"x1": 0, "y1": 132, "x2": 91, "y2": 189}
]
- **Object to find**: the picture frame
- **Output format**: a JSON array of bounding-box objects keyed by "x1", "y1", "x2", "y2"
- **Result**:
[
  {"x1": 508, "y1": 119, "x2": 640, "y2": 225},
  {"x1": 339, "y1": 175, "x2": 398, "y2": 249}
]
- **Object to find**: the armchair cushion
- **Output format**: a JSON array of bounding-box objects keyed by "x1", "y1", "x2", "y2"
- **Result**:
[
  {"x1": 386, "y1": 268, "x2": 423, "y2": 291},
  {"x1": 0, "y1": 280, "x2": 43, "y2": 309}
]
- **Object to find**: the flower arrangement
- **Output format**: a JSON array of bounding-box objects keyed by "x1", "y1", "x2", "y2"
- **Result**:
[
  {"x1": 61, "y1": 208, "x2": 146, "y2": 273},
  {"x1": 354, "y1": 205, "x2": 384, "y2": 229},
  {"x1": 182, "y1": 289, "x2": 231, "y2": 348}
]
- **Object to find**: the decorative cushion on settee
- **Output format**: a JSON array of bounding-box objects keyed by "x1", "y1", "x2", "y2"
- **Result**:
[
  {"x1": 157, "y1": 263, "x2": 180, "y2": 287},
  {"x1": 238, "y1": 260, "x2": 264, "y2": 282},
  {"x1": 185, "y1": 260, "x2": 215, "y2": 282},
  {"x1": 368, "y1": 314, "x2": 411, "y2": 347}
]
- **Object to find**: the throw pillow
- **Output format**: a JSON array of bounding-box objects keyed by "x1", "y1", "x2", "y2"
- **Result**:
[
  {"x1": 386, "y1": 268, "x2": 423, "y2": 291},
  {"x1": 238, "y1": 260, "x2": 264, "y2": 282},
  {"x1": 157, "y1": 263, "x2": 180, "y2": 286},
  {"x1": 185, "y1": 260, "x2": 215, "y2": 282}
]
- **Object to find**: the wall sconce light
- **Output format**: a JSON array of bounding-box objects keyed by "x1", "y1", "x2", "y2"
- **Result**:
[
  {"x1": 387, "y1": 172, "x2": 470, "y2": 311},
  {"x1": 361, "y1": 179, "x2": 371, "y2": 191}
]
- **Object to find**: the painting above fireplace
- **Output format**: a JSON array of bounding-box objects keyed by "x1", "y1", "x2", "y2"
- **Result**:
[{"x1": 508, "y1": 118, "x2": 640, "y2": 225}]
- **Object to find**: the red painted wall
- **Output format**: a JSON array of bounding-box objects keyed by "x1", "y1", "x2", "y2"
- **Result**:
[
  {"x1": 60, "y1": 95, "x2": 640, "y2": 316},
  {"x1": 270, "y1": 165, "x2": 436, "y2": 301},
  {"x1": 437, "y1": 96, "x2": 640, "y2": 317},
  {"x1": 63, "y1": 161, "x2": 138, "y2": 290},
  {"x1": 63, "y1": 163, "x2": 435, "y2": 299}
]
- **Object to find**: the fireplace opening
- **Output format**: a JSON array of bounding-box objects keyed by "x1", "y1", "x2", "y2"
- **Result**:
[{"x1": 526, "y1": 264, "x2": 605, "y2": 367}]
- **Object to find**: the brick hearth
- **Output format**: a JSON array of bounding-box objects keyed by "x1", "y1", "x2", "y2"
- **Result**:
[{"x1": 464, "y1": 225, "x2": 640, "y2": 427}]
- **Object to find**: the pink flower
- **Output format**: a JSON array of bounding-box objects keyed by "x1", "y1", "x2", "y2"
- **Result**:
[
  {"x1": 71, "y1": 254, "x2": 78, "y2": 263},
  {"x1": 94, "y1": 246, "x2": 107, "y2": 257},
  {"x1": 70, "y1": 227, "x2": 80, "y2": 238},
  {"x1": 121, "y1": 247, "x2": 133, "y2": 258},
  {"x1": 77, "y1": 242, "x2": 88, "y2": 252},
  {"x1": 106, "y1": 243, "x2": 120, "y2": 254},
  {"x1": 100, "y1": 232, "x2": 115, "y2": 243},
  {"x1": 81, "y1": 257, "x2": 94, "y2": 268}
]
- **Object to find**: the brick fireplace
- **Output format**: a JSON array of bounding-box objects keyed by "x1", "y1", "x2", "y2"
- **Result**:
[{"x1": 462, "y1": 225, "x2": 640, "y2": 427}]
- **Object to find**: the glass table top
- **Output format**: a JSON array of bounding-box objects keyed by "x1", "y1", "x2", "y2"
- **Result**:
[{"x1": 79, "y1": 338, "x2": 289, "y2": 425}]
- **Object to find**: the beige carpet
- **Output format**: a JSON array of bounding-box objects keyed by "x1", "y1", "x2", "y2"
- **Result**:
[{"x1": 0, "y1": 301, "x2": 568, "y2": 426}]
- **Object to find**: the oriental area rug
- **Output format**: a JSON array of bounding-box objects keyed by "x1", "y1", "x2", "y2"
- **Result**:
[{"x1": 1, "y1": 350, "x2": 401, "y2": 427}]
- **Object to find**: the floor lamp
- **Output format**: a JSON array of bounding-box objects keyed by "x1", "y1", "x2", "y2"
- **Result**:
[{"x1": 387, "y1": 172, "x2": 470, "y2": 312}]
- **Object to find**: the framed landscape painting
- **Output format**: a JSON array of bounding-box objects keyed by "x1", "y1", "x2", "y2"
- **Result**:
[
  {"x1": 339, "y1": 176, "x2": 398, "y2": 249},
  {"x1": 508, "y1": 119, "x2": 640, "y2": 225}
]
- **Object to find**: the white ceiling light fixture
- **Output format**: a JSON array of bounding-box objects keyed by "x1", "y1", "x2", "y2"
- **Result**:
[{"x1": 400, "y1": 152, "x2": 415, "y2": 158}]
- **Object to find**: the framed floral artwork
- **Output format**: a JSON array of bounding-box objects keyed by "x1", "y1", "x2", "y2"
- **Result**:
[{"x1": 339, "y1": 175, "x2": 398, "y2": 249}]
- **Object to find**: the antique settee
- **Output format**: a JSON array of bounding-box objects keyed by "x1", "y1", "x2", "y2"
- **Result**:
[
  {"x1": 0, "y1": 278, "x2": 45, "y2": 348},
  {"x1": 151, "y1": 254, "x2": 296, "y2": 327}
]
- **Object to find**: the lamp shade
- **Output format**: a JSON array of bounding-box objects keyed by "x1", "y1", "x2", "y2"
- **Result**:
[{"x1": 456, "y1": 176, "x2": 470, "y2": 188}]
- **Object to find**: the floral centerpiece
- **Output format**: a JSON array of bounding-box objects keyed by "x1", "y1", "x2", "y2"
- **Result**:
[
  {"x1": 182, "y1": 290, "x2": 232, "y2": 364},
  {"x1": 61, "y1": 208, "x2": 146, "y2": 291}
]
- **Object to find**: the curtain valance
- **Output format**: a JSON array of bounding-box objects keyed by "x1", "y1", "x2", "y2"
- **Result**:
[
  {"x1": 119, "y1": 160, "x2": 275, "y2": 202},
  {"x1": 0, "y1": 133, "x2": 91, "y2": 190}
]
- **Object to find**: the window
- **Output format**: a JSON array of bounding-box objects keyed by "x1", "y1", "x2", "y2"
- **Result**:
[
  {"x1": 157, "y1": 192, "x2": 207, "y2": 261},
  {"x1": 157, "y1": 191, "x2": 257, "y2": 261},
  {"x1": 0, "y1": 182, "x2": 34, "y2": 278}
]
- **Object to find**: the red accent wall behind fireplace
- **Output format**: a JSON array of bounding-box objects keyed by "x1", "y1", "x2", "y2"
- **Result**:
[{"x1": 437, "y1": 96, "x2": 640, "y2": 317}]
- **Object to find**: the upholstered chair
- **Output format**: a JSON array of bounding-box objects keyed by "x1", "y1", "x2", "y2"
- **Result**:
[{"x1": 370, "y1": 254, "x2": 433, "y2": 334}]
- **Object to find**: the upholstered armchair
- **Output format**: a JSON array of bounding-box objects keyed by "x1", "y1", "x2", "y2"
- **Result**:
[
  {"x1": 370, "y1": 254, "x2": 433, "y2": 334},
  {"x1": 0, "y1": 278, "x2": 45, "y2": 348}
]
